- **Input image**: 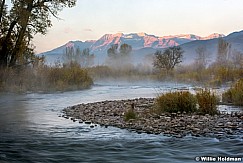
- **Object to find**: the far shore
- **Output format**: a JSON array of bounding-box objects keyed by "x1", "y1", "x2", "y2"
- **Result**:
[{"x1": 63, "y1": 98, "x2": 243, "y2": 139}]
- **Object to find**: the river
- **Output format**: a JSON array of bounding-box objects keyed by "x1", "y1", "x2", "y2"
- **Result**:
[{"x1": 0, "y1": 81, "x2": 242, "y2": 163}]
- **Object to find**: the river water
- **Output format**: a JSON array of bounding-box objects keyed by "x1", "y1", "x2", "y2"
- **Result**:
[{"x1": 0, "y1": 81, "x2": 242, "y2": 163}]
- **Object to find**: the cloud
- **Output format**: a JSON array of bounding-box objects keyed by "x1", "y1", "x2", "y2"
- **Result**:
[{"x1": 83, "y1": 28, "x2": 93, "y2": 32}]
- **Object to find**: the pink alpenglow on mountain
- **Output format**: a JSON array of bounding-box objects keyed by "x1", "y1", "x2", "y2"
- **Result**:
[
  {"x1": 39, "y1": 30, "x2": 243, "y2": 66},
  {"x1": 66, "y1": 42, "x2": 74, "y2": 48}
]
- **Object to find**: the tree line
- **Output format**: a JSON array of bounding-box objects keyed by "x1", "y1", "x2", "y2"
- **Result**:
[
  {"x1": 63, "y1": 46, "x2": 94, "y2": 68},
  {"x1": 106, "y1": 43, "x2": 132, "y2": 67},
  {"x1": 102, "y1": 38, "x2": 242, "y2": 85}
]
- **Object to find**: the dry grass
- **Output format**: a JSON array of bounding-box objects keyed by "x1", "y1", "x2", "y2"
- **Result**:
[
  {"x1": 155, "y1": 91, "x2": 197, "y2": 114},
  {"x1": 124, "y1": 108, "x2": 137, "y2": 121},
  {"x1": 196, "y1": 89, "x2": 219, "y2": 115},
  {"x1": 155, "y1": 89, "x2": 219, "y2": 115},
  {"x1": 0, "y1": 64, "x2": 93, "y2": 93},
  {"x1": 222, "y1": 79, "x2": 243, "y2": 106}
]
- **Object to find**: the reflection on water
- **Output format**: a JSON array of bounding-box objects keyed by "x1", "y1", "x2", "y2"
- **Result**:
[{"x1": 0, "y1": 82, "x2": 242, "y2": 162}]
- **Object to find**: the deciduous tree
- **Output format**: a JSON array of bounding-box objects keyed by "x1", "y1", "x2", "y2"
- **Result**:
[
  {"x1": 63, "y1": 46, "x2": 94, "y2": 68},
  {"x1": 217, "y1": 38, "x2": 231, "y2": 65},
  {"x1": 119, "y1": 43, "x2": 132, "y2": 57},
  {"x1": 79, "y1": 48, "x2": 95, "y2": 68},
  {"x1": 194, "y1": 45, "x2": 208, "y2": 70},
  {"x1": 106, "y1": 43, "x2": 132, "y2": 67},
  {"x1": 107, "y1": 44, "x2": 119, "y2": 59},
  {"x1": 153, "y1": 46, "x2": 183, "y2": 72},
  {"x1": 231, "y1": 50, "x2": 243, "y2": 69},
  {"x1": 0, "y1": 0, "x2": 77, "y2": 68}
]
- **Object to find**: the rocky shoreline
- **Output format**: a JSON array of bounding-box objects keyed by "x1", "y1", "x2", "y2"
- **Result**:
[{"x1": 63, "y1": 98, "x2": 243, "y2": 139}]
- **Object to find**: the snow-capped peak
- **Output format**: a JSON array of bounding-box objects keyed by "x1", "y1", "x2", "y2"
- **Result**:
[
  {"x1": 114, "y1": 33, "x2": 123, "y2": 37},
  {"x1": 174, "y1": 34, "x2": 201, "y2": 40},
  {"x1": 137, "y1": 32, "x2": 147, "y2": 37},
  {"x1": 65, "y1": 41, "x2": 74, "y2": 48},
  {"x1": 203, "y1": 33, "x2": 225, "y2": 40}
]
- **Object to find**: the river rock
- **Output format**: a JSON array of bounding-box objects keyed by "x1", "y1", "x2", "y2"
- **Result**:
[{"x1": 63, "y1": 98, "x2": 243, "y2": 139}]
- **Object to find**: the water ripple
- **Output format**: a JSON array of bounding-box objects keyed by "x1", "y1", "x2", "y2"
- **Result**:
[{"x1": 1, "y1": 83, "x2": 242, "y2": 162}]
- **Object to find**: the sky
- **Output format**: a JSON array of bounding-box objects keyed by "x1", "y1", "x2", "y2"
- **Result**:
[{"x1": 32, "y1": 0, "x2": 243, "y2": 53}]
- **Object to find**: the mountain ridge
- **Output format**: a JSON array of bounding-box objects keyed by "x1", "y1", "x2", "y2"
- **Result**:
[
  {"x1": 40, "y1": 32, "x2": 225, "y2": 55},
  {"x1": 38, "y1": 30, "x2": 243, "y2": 65}
]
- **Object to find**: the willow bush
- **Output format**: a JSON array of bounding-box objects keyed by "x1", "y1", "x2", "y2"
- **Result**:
[
  {"x1": 155, "y1": 90, "x2": 219, "y2": 115},
  {"x1": 196, "y1": 89, "x2": 219, "y2": 115},
  {"x1": 222, "y1": 79, "x2": 243, "y2": 106},
  {"x1": 0, "y1": 64, "x2": 93, "y2": 93},
  {"x1": 155, "y1": 91, "x2": 197, "y2": 114},
  {"x1": 47, "y1": 64, "x2": 93, "y2": 91}
]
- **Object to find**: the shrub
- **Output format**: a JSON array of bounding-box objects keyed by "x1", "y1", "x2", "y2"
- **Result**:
[
  {"x1": 222, "y1": 90, "x2": 232, "y2": 103},
  {"x1": 47, "y1": 64, "x2": 93, "y2": 91},
  {"x1": 196, "y1": 89, "x2": 219, "y2": 115},
  {"x1": 124, "y1": 108, "x2": 136, "y2": 121},
  {"x1": 222, "y1": 79, "x2": 243, "y2": 106},
  {"x1": 155, "y1": 91, "x2": 197, "y2": 114},
  {"x1": 0, "y1": 64, "x2": 93, "y2": 93},
  {"x1": 208, "y1": 78, "x2": 222, "y2": 87}
]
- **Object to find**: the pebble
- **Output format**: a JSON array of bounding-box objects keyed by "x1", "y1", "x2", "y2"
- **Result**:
[
  {"x1": 63, "y1": 98, "x2": 243, "y2": 139},
  {"x1": 84, "y1": 121, "x2": 92, "y2": 124}
]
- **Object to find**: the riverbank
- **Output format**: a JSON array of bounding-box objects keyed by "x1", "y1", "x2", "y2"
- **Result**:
[
  {"x1": 63, "y1": 98, "x2": 243, "y2": 139},
  {"x1": 0, "y1": 65, "x2": 93, "y2": 93}
]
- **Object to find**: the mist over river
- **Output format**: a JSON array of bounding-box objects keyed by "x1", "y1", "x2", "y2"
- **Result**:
[{"x1": 0, "y1": 81, "x2": 242, "y2": 163}]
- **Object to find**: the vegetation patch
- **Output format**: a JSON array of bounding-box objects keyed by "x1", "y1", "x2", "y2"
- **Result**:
[
  {"x1": 155, "y1": 90, "x2": 220, "y2": 115},
  {"x1": 124, "y1": 108, "x2": 137, "y2": 121},
  {"x1": 47, "y1": 64, "x2": 93, "y2": 91},
  {"x1": 0, "y1": 64, "x2": 93, "y2": 93},
  {"x1": 155, "y1": 91, "x2": 197, "y2": 114},
  {"x1": 222, "y1": 79, "x2": 243, "y2": 106},
  {"x1": 196, "y1": 89, "x2": 219, "y2": 115}
]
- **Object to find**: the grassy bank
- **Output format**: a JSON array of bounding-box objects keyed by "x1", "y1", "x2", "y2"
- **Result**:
[{"x1": 0, "y1": 64, "x2": 93, "y2": 93}]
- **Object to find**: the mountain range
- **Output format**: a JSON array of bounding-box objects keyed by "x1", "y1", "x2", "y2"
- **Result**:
[{"x1": 38, "y1": 30, "x2": 243, "y2": 65}]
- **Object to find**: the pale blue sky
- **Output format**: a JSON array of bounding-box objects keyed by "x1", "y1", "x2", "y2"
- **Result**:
[{"x1": 33, "y1": 0, "x2": 243, "y2": 53}]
